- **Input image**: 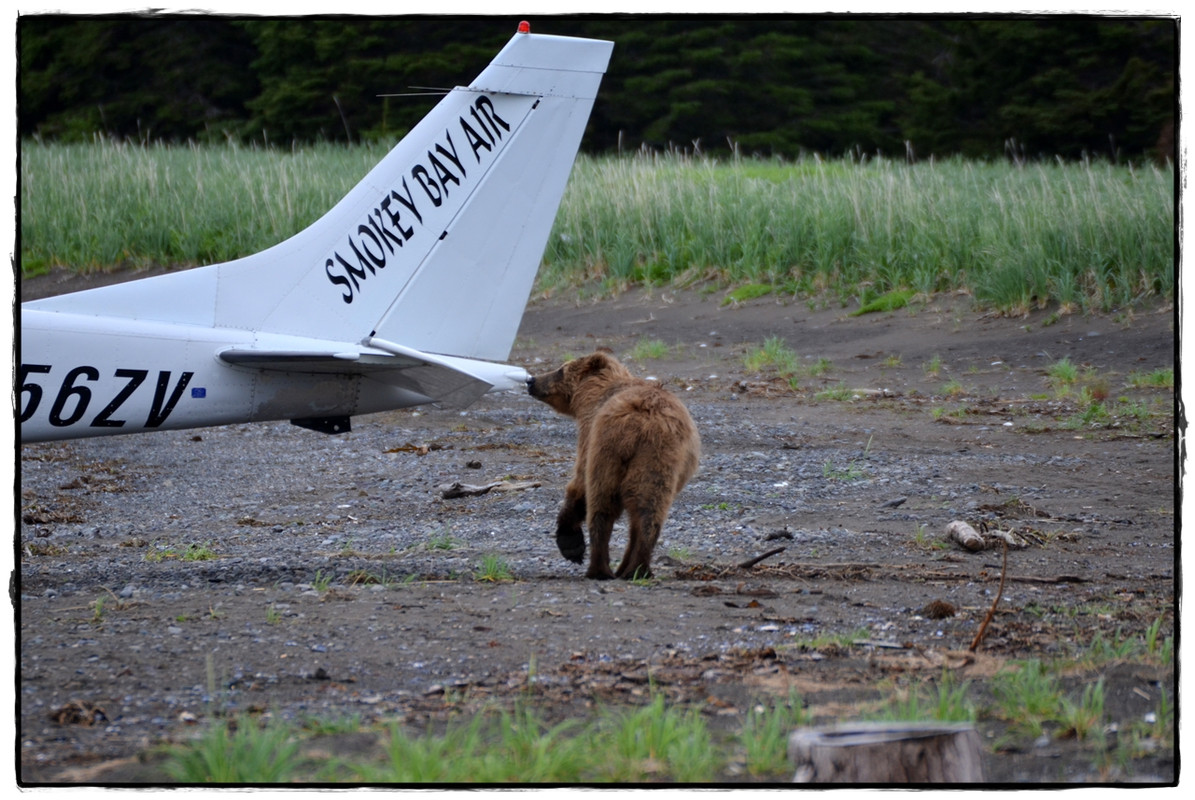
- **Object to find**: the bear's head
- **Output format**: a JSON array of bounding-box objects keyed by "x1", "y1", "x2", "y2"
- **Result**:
[{"x1": 526, "y1": 351, "x2": 630, "y2": 417}]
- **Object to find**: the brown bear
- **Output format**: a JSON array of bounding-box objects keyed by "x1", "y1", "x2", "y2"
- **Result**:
[{"x1": 526, "y1": 352, "x2": 700, "y2": 580}]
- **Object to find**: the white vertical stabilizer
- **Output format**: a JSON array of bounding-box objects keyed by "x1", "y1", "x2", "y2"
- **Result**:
[{"x1": 26, "y1": 29, "x2": 613, "y2": 365}]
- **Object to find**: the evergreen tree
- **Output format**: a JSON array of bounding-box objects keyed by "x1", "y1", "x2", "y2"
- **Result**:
[
  {"x1": 920, "y1": 17, "x2": 1174, "y2": 160},
  {"x1": 240, "y1": 19, "x2": 508, "y2": 143},
  {"x1": 19, "y1": 16, "x2": 256, "y2": 141}
]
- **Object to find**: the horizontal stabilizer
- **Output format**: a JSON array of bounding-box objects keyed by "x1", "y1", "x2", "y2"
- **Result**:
[
  {"x1": 218, "y1": 348, "x2": 414, "y2": 372},
  {"x1": 217, "y1": 344, "x2": 495, "y2": 409}
]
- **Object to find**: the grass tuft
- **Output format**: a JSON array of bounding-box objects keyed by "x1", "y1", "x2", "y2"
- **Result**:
[
  {"x1": 850, "y1": 288, "x2": 915, "y2": 316},
  {"x1": 629, "y1": 338, "x2": 671, "y2": 360},
  {"x1": 473, "y1": 554, "x2": 514, "y2": 583},
  {"x1": 744, "y1": 336, "x2": 799, "y2": 377}
]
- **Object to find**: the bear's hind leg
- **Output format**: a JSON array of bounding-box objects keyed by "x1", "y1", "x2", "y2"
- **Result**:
[
  {"x1": 585, "y1": 500, "x2": 621, "y2": 580},
  {"x1": 615, "y1": 492, "x2": 672, "y2": 580},
  {"x1": 614, "y1": 508, "x2": 659, "y2": 580}
]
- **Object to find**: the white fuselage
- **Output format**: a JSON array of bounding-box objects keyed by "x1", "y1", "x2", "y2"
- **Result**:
[{"x1": 20, "y1": 310, "x2": 419, "y2": 441}]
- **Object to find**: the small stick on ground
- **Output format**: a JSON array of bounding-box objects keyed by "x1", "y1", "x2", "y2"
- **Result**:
[
  {"x1": 738, "y1": 546, "x2": 786, "y2": 570},
  {"x1": 969, "y1": 540, "x2": 1008, "y2": 652}
]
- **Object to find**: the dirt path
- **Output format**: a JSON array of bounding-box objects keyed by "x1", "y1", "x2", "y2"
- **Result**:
[{"x1": 17, "y1": 277, "x2": 1177, "y2": 784}]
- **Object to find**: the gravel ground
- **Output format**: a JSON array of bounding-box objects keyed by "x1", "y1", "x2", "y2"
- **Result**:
[{"x1": 16, "y1": 279, "x2": 1177, "y2": 784}]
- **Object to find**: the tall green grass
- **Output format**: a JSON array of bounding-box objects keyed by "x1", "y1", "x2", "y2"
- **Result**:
[
  {"x1": 20, "y1": 140, "x2": 1173, "y2": 313},
  {"x1": 545, "y1": 152, "x2": 1173, "y2": 312},
  {"x1": 19, "y1": 137, "x2": 384, "y2": 274}
]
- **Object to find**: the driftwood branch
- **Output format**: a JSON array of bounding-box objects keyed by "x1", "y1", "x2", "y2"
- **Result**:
[
  {"x1": 439, "y1": 480, "x2": 540, "y2": 499},
  {"x1": 970, "y1": 540, "x2": 1008, "y2": 653},
  {"x1": 738, "y1": 547, "x2": 787, "y2": 569}
]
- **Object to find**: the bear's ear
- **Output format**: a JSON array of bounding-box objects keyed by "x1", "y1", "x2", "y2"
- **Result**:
[
  {"x1": 591, "y1": 351, "x2": 616, "y2": 369},
  {"x1": 574, "y1": 352, "x2": 609, "y2": 376}
]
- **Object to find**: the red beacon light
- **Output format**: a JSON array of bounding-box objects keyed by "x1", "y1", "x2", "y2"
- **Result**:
[{"x1": 518, "y1": 20, "x2": 531, "y2": 33}]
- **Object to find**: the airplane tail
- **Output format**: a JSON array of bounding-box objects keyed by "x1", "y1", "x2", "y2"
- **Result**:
[{"x1": 26, "y1": 26, "x2": 613, "y2": 365}]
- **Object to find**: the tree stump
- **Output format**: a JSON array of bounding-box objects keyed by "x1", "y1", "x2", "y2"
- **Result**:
[{"x1": 788, "y1": 722, "x2": 984, "y2": 783}]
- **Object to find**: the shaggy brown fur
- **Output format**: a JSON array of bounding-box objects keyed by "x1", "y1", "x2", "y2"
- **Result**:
[{"x1": 527, "y1": 352, "x2": 700, "y2": 579}]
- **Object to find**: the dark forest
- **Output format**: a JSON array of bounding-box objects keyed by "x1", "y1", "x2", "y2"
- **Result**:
[{"x1": 18, "y1": 15, "x2": 1176, "y2": 162}]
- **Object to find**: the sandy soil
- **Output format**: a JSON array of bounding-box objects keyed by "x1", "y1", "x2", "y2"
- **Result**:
[{"x1": 16, "y1": 272, "x2": 1177, "y2": 784}]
